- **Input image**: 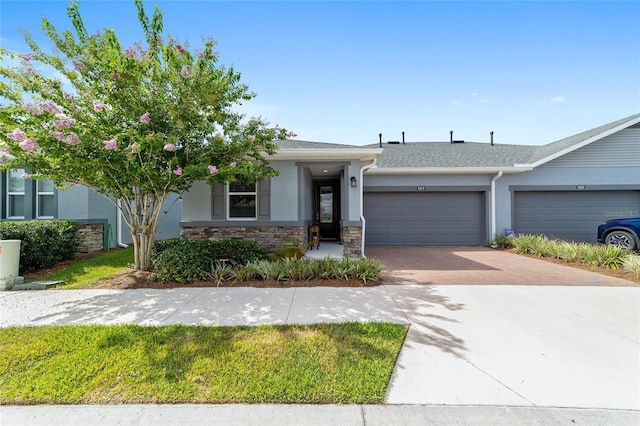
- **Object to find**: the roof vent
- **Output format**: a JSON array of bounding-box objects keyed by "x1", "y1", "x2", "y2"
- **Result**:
[
  {"x1": 387, "y1": 141, "x2": 400, "y2": 145},
  {"x1": 452, "y1": 140, "x2": 465, "y2": 144}
]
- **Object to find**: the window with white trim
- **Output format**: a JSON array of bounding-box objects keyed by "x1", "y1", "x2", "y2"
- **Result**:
[
  {"x1": 227, "y1": 180, "x2": 256, "y2": 219},
  {"x1": 36, "y1": 179, "x2": 55, "y2": 218},
  {"x1": 7, "y1": 169, "x2": 26, "y2": 218}
]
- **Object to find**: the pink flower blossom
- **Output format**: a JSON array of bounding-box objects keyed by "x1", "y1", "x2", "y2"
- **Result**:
[
  {"x1": 163, "y1": 143, "x2": 176, "y2": 152},
  {"x1": 124, "y1": 47, "x2": 136, "y2": 58},
  {"x1": 139, "y1": 112, "x2": 150, "y2": 124},
  {"x1": 208, "y1": 165, "x2": 218, "y2": 174},
  {"x1": 286, "y1": 131, "x2": 298, "y2": 138},
  {"x1": 181, "y1": 66, "x2": 189, "y2": 76},
  {"x1": 23, "y1": 66, "x2": 37, "y2": 76},
  {"x1": 65, "y1": 132, "x2": 81, "y2": 145},
  {"x1": 53, "y1": 115, "x2": 75, "y2": 130},
  {"x1": 175, "y1": 44, "x2": 185, "y2": 53},
  {"x1": 173, "y1": 167, "x2": 182, "y2": 176},
  {"x1": 229, "y1": 161, "x2": 237, "y2": 168},
  {"x1": 19, "y1": 138, "x2": 38, "y2": 151},
  {"x1": 41, "y1": 102, "x2": 61, "y2": 114},
  {"x1": 103, "y1": 139, "x2": 118, "y2": 150},
  {"x1": 1, "y1": 147, "x2": 13, "y2": 154},
  {"x1": 20, "y1": 54, "x2": 33, "y2": 61},
  {"x1": 49, "y1": 131, "x2": 65, "y2": 141},
  {"x1": 247, "y1": 135, "x2": 256, "y2": 142},
  {"x1": 63, "y1": 93, "x2": 75, "y2": 101},
  {"x1": 23, "y1": 103, "x2": 43, "y2": 115},
  {"x1": 275, "y1": 124, "x2": 281, "y2": 131},
  {"x1": 93, "y1": 102, "x2": 104, "y2": 112},
  {"x1": 196, "y1": 51, "x2": 204, "y2": 60},
  {"x1": 6, "y1": 129, "x2": 26, "y2": 142},
  {"x1": 72, "y1": 60, "x2": 85, "y2": 71},
  {"x1": 21, "y1": 172, "x2": 29, "y2": 179}
]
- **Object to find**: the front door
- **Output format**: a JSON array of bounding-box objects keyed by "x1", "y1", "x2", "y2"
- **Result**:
[{"x1": 315, "y1": 182, "x2": 339, "y2": 240}]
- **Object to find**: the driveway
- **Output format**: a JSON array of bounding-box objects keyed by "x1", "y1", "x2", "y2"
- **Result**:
[{"x1": 366, "y1": 246, "x2": 638, "y2": 286}]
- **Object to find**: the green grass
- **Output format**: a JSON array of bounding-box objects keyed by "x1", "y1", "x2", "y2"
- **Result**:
[
  {"x1": 46, "y1": 248, "x2": 134, "y2": 289},
  {"x1": 0, "y1": 322, "x2": 406, "y2": 404}
]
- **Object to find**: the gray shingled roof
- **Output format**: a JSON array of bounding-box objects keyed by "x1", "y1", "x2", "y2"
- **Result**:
[
  {"x1": 275, "y1": 139, "x2": 362, "y2": 149},
  {"x1": 525, "y1": 113, "x2": 640, "y2": 164},
  {"x1": 275, "y1": 113, "x2": 640, "y2": 168},
  {"x1": 363, "y1": 141, "x2": 537, "y2": 168}
]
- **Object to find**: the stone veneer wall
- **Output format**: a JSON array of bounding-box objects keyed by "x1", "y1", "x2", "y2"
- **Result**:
[
  {"x1": 76, "y1": 223, "x2": 104, "y2": 253},
  {"x1": 181, "y1": 225, "x2": 308, "y2": 249},
  {"x1": 341, "y1": 226, "x2": 362, "y2": 257}
]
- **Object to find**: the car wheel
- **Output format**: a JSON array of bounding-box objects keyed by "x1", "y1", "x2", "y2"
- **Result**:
[{"x1": 604, "y1": 230, "x2": 637, "y2": 250}]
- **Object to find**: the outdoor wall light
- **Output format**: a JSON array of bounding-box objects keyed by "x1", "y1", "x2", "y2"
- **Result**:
[{"x1": 350, "y1": 176, "x2": 357, "y2": 188}]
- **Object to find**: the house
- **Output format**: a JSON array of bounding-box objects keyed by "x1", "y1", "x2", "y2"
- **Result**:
[
  {"x1": 180, "y1": 113, "x2": 640, "y2": 256},
  {"x1": 0, "y1": 172, "x2": 181, "y2": 252}
]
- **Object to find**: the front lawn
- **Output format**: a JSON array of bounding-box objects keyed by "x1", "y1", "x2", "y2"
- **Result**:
[
  {"x1": 0, "y1": 322, "x2": 406, "y2": 404},
  {"x1": 42, "y1": 247, "x2": 134, "y2": 289}
]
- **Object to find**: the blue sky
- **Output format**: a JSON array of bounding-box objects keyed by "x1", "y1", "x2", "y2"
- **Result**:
[{"x1": 1, "y1": 1, "x2": 639, "y2": 146}]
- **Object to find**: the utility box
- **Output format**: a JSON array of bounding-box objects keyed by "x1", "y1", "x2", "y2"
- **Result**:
[{"x1": 0, "y1": 239, "x2": 21, "y2": 278}]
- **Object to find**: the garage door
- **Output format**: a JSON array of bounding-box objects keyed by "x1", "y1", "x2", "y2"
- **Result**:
[
  {"x1": 364, "y1": 192, "x2": 486, "y2": 246},
  {"x1": 513, "y1": 191, "x2": 640, "y2": 243}
]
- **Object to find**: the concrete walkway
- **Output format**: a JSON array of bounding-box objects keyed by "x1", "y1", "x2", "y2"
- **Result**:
[{"x1": 1, "y1": 283, "x2": 639, "y2": 424}]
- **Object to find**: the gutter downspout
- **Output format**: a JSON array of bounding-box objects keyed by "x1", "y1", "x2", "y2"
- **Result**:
[
  {"x1": 116, "y1": 200, "x2": 129, "y2": 248},
  {"x1": 359, "y1": 158, "x2": 378, "y2": 257},
  {"x1": 490, "y1": 170, "x2": 503, "y2": 243}
]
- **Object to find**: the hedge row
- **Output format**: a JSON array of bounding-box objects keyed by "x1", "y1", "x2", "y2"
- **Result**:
[
  {"x1": 0, "y1": 220, "x2": 80, "y2": 271},
  {"x1": 152, "y1": 239, "x2": 267, "y2": 283}
]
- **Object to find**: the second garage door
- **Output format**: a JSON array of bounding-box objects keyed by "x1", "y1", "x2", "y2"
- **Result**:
[
  {"x1": 364, "y1": 192, "x2": 486, "y2": 246},
  {"x1": 513, "y1": 190, "x2": 640, "y2": 243}
]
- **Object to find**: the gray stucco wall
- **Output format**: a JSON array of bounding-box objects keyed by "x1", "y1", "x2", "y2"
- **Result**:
[
  {"x1": 270, "y1": 161, "x2": 298, "y2": 221},
  {"x1": 59, "y1": 186, "x2": 180, "y2": 247}
]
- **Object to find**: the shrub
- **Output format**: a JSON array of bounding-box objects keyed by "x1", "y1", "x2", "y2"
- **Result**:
[
  {"x1": 623, "y1": 255, "x2": 640, "y2": 277},
  {"x1": 493, "y1": 233, "x2": 514, "y2": 249},
  {"x1": 151, "y1": 239, "x2": 267, "y2": 282},
  {"x1": 211, "y1": 239, "x2": 267, "y2": 265},
  {"x1": 0, "y1": 219, "x2": 79, "y2": 271},
  {"x1": 152, "y1": 241, "x2": 212, "y2": 283}
]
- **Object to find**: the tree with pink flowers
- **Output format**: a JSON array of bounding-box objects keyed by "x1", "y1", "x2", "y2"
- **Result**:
[{"x1": 0, "y1": 0, "x2": 294, "y2": 270}]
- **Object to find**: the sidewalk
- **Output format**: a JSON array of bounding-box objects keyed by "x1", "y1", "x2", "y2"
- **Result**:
[
  {"x1": 1, "y1": 284, "x2": 639, "y2": 424},
  {"x1": 2, "y1": 404, "x2": 638, "y2": 426}
]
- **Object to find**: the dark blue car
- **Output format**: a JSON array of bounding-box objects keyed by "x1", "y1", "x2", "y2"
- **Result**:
[{"x1": 597, "y1": 217, "x2": 640, "y2": 251}]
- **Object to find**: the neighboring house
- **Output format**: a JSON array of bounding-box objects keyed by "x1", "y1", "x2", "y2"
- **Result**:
[
  {"x1": 0, "y1": 172, "x2": 181, "y2": 251},
  {"x1": 180, "y1": 113, "x2": 640, "y2": 256}
]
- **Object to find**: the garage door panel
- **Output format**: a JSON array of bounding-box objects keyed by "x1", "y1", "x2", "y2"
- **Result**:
[
  {"x1": 513, "y1": 191, "x2": 640, "y2": 243},
  {"x1": 364, "y1": 192, "x2": 485, "y2": 246}
]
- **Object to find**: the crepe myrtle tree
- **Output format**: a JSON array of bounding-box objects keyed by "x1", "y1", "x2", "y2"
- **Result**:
[{"x1": 0, "y1": 0, "x2": 295, "y2": 270}]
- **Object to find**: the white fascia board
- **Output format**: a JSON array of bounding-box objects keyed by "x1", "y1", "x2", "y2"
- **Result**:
[
  {"x1": 365, "y1": 166, "x2": 533, "y2": 175},
  {"x1": 266, "y1": 148, "x2": 384, "y2": 161},
  {"x1": 515, "y1": 115, "x2": 640, "y2": 168}
]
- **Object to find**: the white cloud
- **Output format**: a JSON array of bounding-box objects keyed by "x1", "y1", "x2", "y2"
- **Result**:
[
  {"x1": 535, "y1": 96, "x2": 567, "y2": 106},
  {"x1": 477, "y1": 99, "x2": 490, "y2": 104}
]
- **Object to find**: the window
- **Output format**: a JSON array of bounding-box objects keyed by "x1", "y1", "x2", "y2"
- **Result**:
[
  {"x1": 228, "y1": 180, "x2": 256, "y2": 219},
  {"x1": 7, "y1": 169, "x2": 25, "y2": 218},
  {"x1": 36, "y1": 179, "x2": 55, "y2": 218}
]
